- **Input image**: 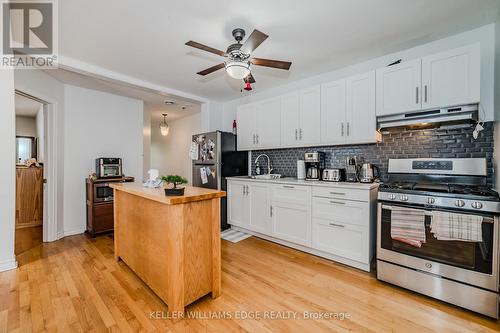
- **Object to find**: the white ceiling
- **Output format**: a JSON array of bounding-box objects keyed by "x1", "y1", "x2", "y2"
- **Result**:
[
  {"x1": 59, "y1": 0, "x2": 500, "y2": 101},
  {"x1": 45, "y1": 68, "x2": 201, "y2": 121},
  {"x1": 15, "y1": 94, "x2": 42, "y2": 117}
]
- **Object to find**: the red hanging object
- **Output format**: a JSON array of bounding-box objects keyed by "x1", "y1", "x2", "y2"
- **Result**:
[{"x1": 244, "y1": 82, "x2": 252, "y2": 91}]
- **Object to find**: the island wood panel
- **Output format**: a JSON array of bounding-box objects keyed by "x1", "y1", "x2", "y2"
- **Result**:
[
  {"x1": 15, "y1": 167, "x2": 43, "y2": 254},
  {"x1": 113, "y1": 189, "x2": 221, "y2": 313}
]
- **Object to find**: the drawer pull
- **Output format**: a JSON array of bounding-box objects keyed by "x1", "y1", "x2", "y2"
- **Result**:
[
  {"x1": 330, "y1": 201, "x2": 345, "y2": 205},
  {"x1": 330, "y1": 192, "x2": 345, "y2": 195},
  {"x1": 283, "y1": 185, "x2": 295, "y2": 189},
  {"x1": 329, "y1": 223, "x2": 345, "y2": 228}
]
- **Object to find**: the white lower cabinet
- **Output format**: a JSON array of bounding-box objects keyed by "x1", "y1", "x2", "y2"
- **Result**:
[
  {"x1": 228, "y1": 181, "x2": 250, "y2": 228},
  {"x1": 270, "y1": 184, "x2": 311, "y2": 246},
  {"x1": 312, "y1": 218, "x2": 368, "y2": 264},
  {"x1": 248, "y1": 183, "x2": 271, "y2": 234},
  {"x1": 227, "y1": 179, "x2": 377, "y2": 272}
]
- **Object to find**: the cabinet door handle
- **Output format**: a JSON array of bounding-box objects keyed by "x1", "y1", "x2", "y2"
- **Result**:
[
  {"x1": 330, "y1": 200, "x2": 346, "y2": 205},
  {"x1": 295, "y1": 128, "x2": 298, "y2": 140},
  {"x1": 329, "y1": 223, "x2": 345, "y2": 228},
  {"x1": 416, "y1": 87, "x2": 419, "y2": 104},
  {"x1": 346, "y1": 122, "x2": 350, "y2": 136},
  {"x1": 256, "y1": 134, "x2": 259, "y2": 144},
  {"x1": 341, "y1": 123, "x2": 344, "y2": 136},
  {"x1": 330, "y1": 192, "x2": 345, "y2": 195},
  {"x1": 424, "y1": 85, "x2": 428, "y2": 103},
  {"x1": 283, "y1": 185, "x2": 295, "y2": 189},
  {"x1": 299, "y1": 128, "x2": 303, "y2": 140},
  {"x1": 270, "y1": 205, "x2": 273, "y2": 217},
  {"x1": 243, "y1": 185, "x2": 246, "y2": 195},
  {"x1": 252, "y1": 134, "x2": 256, "y2": 145}
]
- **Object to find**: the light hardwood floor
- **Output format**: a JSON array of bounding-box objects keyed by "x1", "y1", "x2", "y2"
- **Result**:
[{"x1": 1, "y1": 234, "x2": 499, "y2": 333}]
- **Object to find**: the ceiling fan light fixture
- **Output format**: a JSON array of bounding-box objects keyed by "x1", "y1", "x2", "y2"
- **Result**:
[
  {"x1": 160, "y1": 113, "x2": 169, "y2": 136},
  {"x1": 225, "y1": 60, "x2": 251, "y2": 80}
]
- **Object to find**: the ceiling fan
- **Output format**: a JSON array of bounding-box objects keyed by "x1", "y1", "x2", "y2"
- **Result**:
[{"x1": 185, "y1": 28, "x2": 292, "y2": 89}]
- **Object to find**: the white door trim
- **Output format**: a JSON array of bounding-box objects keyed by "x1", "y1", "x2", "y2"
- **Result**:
[{"x1": 15, "y1": 90, "x2": 60, "y2": 242}]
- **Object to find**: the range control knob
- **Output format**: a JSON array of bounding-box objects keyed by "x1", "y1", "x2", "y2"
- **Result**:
[
  {"x1": 455, "y1": 200, "x2": 465, "y2": 208},
  {"x1": 399, "y1": 195, "x2": 409, "y2": 202},
  {"x1": 471, "y1": 202, "x2": 483, "y2": 209},
  {"x1": 425, "y1": 197, "x2": 435, "y2": 204},
  {"x1": 388, "y1": 194, "x2": 396, "y2": 200}
]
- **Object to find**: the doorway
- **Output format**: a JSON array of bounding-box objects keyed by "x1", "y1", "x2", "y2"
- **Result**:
[{"x1": 14, "y1": 92, "x2": 47, "y2": 255}]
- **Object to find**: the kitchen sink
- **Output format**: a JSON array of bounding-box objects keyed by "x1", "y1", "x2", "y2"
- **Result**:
[{"x1": 251, "y1": 174, "x2": 282, "y2": 180}]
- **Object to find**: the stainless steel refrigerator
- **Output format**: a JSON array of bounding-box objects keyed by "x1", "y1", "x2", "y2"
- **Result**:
[{"x1": 192, "y1": 131, "x2": 248, "y2": 230}]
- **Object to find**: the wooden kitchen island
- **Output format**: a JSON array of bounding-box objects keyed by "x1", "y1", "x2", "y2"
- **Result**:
[{"x1": 110, "y1": 182, "x2": 226, "y2": 314}]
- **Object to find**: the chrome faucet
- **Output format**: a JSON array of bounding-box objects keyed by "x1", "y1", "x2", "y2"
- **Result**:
[{"x1": 254, "y1": 154, "x2": 273, "y2": 175}]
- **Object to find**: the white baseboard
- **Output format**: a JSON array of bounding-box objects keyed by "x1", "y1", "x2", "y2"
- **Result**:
[
  {"x1": 0, "y1": 258, "x2": 18, "y2": 272},
  {"x1": 62, "y1": 227, "x2": 86, "y2": 238}
]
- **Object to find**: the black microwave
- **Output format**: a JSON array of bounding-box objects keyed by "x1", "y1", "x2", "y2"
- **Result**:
[{"x1": 96, "y1": 158, "x2": 122, "y2": 178}]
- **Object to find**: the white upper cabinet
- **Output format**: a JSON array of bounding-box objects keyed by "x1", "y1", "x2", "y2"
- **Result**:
[
  {"x1": 236, "y1": 103, "x2": 257, "y2": 150},
  {"x1": 256, "y1": 97, "x2": 281, "y2": 148},
  {"x1": 237, "y1": 97, "x2": 281, "y2": 150},
  {"x1": 321, "y1": 71, "x2": 377, "y2": 145},
  {"x1": 280, "y1": 86, "x2": 321, "y2": 147},
  {"x1": 346, "y1": 71, "x2": 376, "y2": 144},
  {"x1": 281, "y1": 92, "x2": 300, "y2": 146},
  {"x1": 376, "y1": 58, "x2": 422, "y2": 116},
  {"x1": 376, "y1": 44, "x2": 480, "y2": 117},
  {"x1": 298, "y1": 86, "x2": 321, "y2": 145},
  {"x1": 321, "y1": 79, "x2": 346, "y2": 144},
  {"x1": 421, "y1": 44, "x2": 480, "y2": 109}
]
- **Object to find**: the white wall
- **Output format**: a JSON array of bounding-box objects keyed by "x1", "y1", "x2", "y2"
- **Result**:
[
  {"x1": 150, "y1": 112, "x2": 201, "y2": 184},
  {"x1": 142, "y1": 107, "x2": 152, "y2": 180},
  {"x1": 63, "y1": 85, "x2": 144, "y2": 235},
  {"x1": 221, "y1": 24, "x2": 497, "y2": 130},
  {"x1": 15, "y1": 116, "x2": 37, "y2": 137},
  {"x1": 0, "y1": 69, "x2": 17, "y2": 272}
]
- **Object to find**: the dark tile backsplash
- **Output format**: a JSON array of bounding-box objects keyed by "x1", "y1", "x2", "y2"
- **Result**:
[{"x1": 250, "y1": 122, "x2": 495, "y2": 187}]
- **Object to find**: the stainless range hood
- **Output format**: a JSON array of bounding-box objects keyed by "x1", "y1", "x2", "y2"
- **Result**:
[{"x1": 377, "y1": 104, "x2": 478, "y2": 130}]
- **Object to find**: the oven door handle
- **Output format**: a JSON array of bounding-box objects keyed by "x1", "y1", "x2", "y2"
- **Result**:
[
  {"x1": 381, "y1": 204, "x2": 494, "y2": 222},
  {"x1": 381, "y1": 204, "x2": 433, "y2": 216}
]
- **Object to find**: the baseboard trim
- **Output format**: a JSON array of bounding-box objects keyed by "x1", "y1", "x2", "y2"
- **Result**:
[
  {"x1": 0, "y1": 258, "x2": 18, "y2": 272},
  {"x1": 63, "y1": 227, "x2": 86, "y2": 238}
]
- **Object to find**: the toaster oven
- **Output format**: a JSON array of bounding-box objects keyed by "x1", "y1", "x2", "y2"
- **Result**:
[{"x1": 96, "y1": 158, "x2": 122, "y2": 178}]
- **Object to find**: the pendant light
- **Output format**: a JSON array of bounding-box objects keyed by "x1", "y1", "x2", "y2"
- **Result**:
[{"x1": 160, "y1": 113, "x2": 169, "y2": 136}]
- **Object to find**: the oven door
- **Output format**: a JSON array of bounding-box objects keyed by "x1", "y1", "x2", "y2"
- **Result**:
[{"x1": 377, "y1": 202, "x2": 499, "y2": 291}]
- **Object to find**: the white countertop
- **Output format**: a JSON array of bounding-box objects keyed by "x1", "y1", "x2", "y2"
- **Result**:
[{"x1": 226, "y1": 176, "x2": 379, "y2": 190}]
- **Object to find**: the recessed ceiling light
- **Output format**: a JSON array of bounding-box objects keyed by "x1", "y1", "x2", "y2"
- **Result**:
[{"x1": 164, "y1": 100, "x2": 175, "y2": 105}]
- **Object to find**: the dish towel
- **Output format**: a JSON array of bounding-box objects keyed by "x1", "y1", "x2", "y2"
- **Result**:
[
  {"x1": 431, "y1": 211, "x2": 483, "y2": 242},
  {"x1": 390, "y1": 207, "x2": 426, "y2": 247}
]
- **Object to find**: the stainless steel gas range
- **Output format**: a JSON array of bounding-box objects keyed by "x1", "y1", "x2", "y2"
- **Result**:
[{"x1": 377, "y1": 158, "x2": 500, "y2": 318}]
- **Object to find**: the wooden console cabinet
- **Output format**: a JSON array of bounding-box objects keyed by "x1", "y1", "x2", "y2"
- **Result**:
[{"x1": 86, "y1": 177, "x2": 134, "y2": 237}]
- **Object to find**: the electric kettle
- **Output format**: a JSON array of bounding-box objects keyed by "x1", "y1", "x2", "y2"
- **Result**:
[{"x1": 359, "y1": 163, "x2": 380, "y2": 183}]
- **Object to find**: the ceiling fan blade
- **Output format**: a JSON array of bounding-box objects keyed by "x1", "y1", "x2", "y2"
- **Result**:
[
  {"x1": 197, "y1": 63, "x2": 225, "y2": 76},
  {"x1": 244, "y1": 73, "x2": 256, "y2": 84},
  {"x1": 185, "y1": 41, "x2": 226, "y2": 57},
  {"x1": 240, "y1": 29, "x2": 268, "y2": 54},
  {"x1": 251, "y1": 58, "x2": 292, "y2": 70}
]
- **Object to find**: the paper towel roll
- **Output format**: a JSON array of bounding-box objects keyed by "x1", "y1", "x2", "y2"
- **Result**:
[{"x1": 297, "y1": 160, "x2": 306, "y2": 180}]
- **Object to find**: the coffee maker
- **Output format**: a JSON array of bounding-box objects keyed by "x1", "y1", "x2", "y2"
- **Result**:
[
  {"x1": 304, "y1": 152, "x2": 325, "y2": 181},
  {"x1": 346, "y1": 156, "x2": 362, "y2": 182}
]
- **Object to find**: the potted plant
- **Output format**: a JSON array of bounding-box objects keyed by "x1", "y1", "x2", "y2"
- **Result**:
[{"x1": 162, "y1": 175, "x2": 188, "y2": 196}]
